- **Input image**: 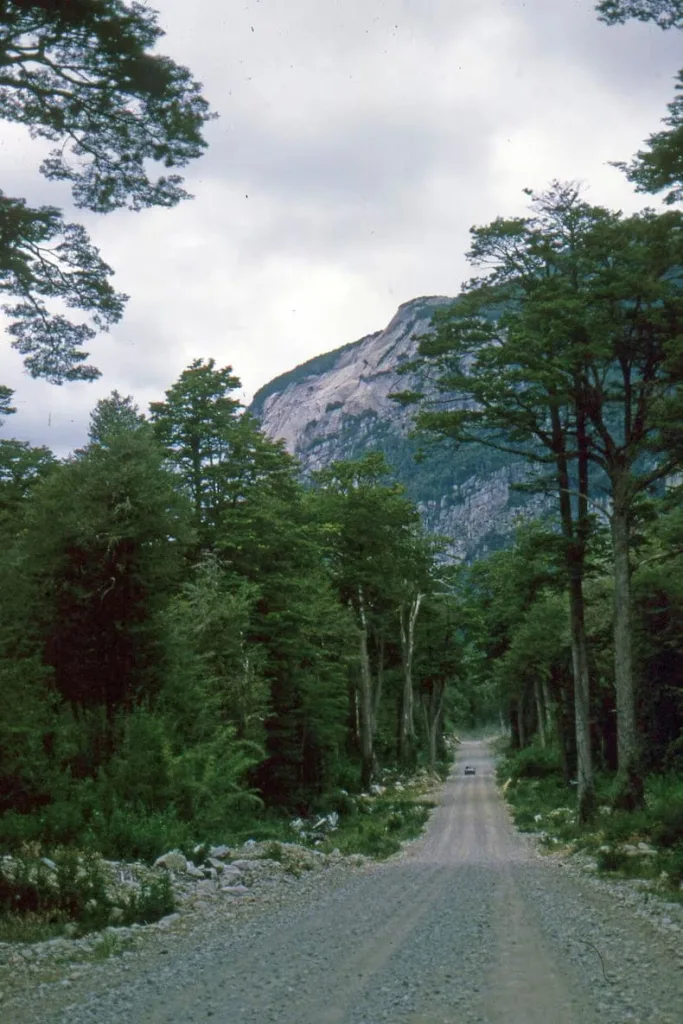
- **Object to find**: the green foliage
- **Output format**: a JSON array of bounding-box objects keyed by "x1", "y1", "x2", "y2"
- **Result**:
[
  {"x1": 598, "y1": 2, "x2": 683, "y2": 203},
  {"x1": 501, "y1": 741, "x2": 564, "y2": 782},
  {"x1": 0, "y1": 846, "x2": 176, "y2": 938},
  {"x1": 120, "y1": 875, "x2": 175, "y2": 925},
  {"x1": 0, "y1": 0, "x2": 213, "y2": 380},
  {"x1": 22, "y1": 425, "x2": 192, "y2": 714},
  {"x1": 501, "y1": 756, "x2": 683, "y2": 887},
  {"x1": 647, "y1": 775, "x2": 683, "y2": 847},
  {"x1": 321, "y1": 795, "x2": 433, "y2": 859},
  {"x1": 0, "y1": 848, "x2": 110, "y2": 933},
  {"x1": 95, "y1": 806, "x2": 194, "y2": 864},
  {"x1": 88, "y1": 391, "x2": 146, "y2": 447},
  {"x1": 596, "y1": 1, "x2": 683, "y2": 29}
]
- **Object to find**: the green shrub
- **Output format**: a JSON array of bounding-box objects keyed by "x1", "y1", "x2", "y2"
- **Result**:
[
  {"x1": 502, "y1": 742, "x2": 563, "y2": 782},
  {"x1": 121, "y1": 875, "x2": 175, "y2": 925},
  {"x1": 322, "y1": 796, "x2": 432, "y2": 859},
  {"x1": 647, "y1": 776, "x2": 683, "y2": 848},
  {"x1": 98, "y1": 805, "x2": 194, "y2": 862},
  {"x1": 596, "y1": 847, "x2": 630, "y2": 873},
  {"x1": 0, "y1": 847, "x2": 111, "y2": 935}
]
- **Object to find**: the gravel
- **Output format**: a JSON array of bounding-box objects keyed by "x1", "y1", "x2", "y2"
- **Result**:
[{"x1": 2, "y1": 743, "x2": 681, "y2": 1024}]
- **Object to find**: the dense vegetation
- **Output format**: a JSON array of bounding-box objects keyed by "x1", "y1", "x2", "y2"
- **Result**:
[
  {"x1": 1, "y1": 0, "x2": 683, "y2": 936},
  {"x1": 0, "y1": 367, "x2": 471, "y2": 868}
]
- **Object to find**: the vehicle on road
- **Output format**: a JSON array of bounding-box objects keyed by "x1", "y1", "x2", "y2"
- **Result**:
[{"x1": 464, "y1": 765, "x2": 476, "y2": 776}]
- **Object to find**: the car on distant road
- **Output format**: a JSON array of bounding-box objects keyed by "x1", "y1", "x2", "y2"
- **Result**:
[{"x1": 464, "y1": 765, "x2": 476, "y2": 776}]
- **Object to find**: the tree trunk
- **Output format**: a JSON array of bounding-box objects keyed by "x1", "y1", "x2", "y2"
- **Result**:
[
  {"x1": 372, "y1": 637, "x2": 385, "y2": 737},
  {"x1": 356, "y1": 590, "x2": 374, "y2": 789},
  {"x1": 398, "y1": 593, "x2": 423, "y2": 762},
  {"x1": 611, "y1": 488, "x2": 644, "y2": 809},
  {"x1": 551, "y1": 399, "x2": 595, "y2": 822},
  {"x1": 542, "y1": 678, "x2": 552, "y2": 735},
  {"x1": 422, "y1": 681, "x2": 445, "y2": 772},
  {"x1": 568, "y1": 572, "x2": 595, "y2": 821},
  {"x1": 517, "y1": 691, "x2": 526, "y2": 749},
  {"x1": 534, "y1": 677, "x2": 546, "y2": 748}
]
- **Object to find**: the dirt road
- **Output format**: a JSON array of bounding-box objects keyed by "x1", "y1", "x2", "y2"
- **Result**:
[{"x1": 12, "y1": 742, "x2": 683, "y2": 1023}]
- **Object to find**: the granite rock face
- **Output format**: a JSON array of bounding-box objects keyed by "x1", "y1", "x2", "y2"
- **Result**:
[{"x1": 250, "y1": 297, "x2": 545, "y2": 561}]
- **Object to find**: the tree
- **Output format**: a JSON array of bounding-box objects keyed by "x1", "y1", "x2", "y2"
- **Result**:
[
  {"x1": 398, "y1": 184, "x2": 683, "y2": 809},
  {"x1": 24, "y1": 423, "x2": 192, "y2": 717},
  {"x1": 569, "y1": 208, "x2": 683, "y2": 805},
  {"x1": 313, "y1": 453, "x2": 434, "y2": 780},
  {"x1": 394, "y1": 183, "x2": 599, "y2": 820},
  {"x1": 88, "y1": 390, "x2": 145, "y2": 446},
  {"x1": 0, "y1": 437, "x2": 55, "y2": 527},
  {"x1": 413, "y1": 593, "x2": 463, "y2": 771},
  {"x1": 163, "y1": 554, "x2": 268, "y2": 744},
  {"x1": 0, "y1": 386, "x2": 16, "y2": 422},
  {"x1": 150, "y1": 359, "x2": 243, "y2": 536},
  {"x1": 0, "y1": 0, "x2": 214, "y2": 380},
  {"x1": 597, "y1": 1, "x2": 683, "y2": 203}
]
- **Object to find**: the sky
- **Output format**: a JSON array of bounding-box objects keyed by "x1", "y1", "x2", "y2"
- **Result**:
[{"x1": 1, "y1": 0, "x2": 682, "y2": 454}]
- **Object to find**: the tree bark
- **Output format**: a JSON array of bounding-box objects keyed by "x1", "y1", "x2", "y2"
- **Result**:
[
  {"x1": 422, "y1": 681, "x2": 445, "y2": 772},
  {"x1": 541, "y1": 678, "x2": 552, "y2": 735},
  {"x1": 372, "y1": 636, "x2": 385, "y2": 737},
  {"x1": 552, "y1": 400, "x2": 595, "y2": 822},
  {"x1": 517, "y1": 691, "x2": 526, "y2": 750},
  {"x1": 534, "y1": 677, "x2": 546, "y2": 748},
  {"x1": 356, "y1": 589, "x2": 375, "y2": 789},
  {"x1": 611, "y1": 482, "x2": 644, "y2": 809},
  {"x1": 398, "y1": 592, "x2": 423, "y2": 762}
]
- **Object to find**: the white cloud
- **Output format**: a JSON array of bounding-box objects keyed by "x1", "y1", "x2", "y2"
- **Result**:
[{"x1": 1, "y1": 0, "x2": 681, "y2": 454}]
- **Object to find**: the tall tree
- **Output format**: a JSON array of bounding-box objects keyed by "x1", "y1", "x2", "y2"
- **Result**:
[
  {"x1": 393, "y1": 183, "x2": 599, "y2": 820},
  {"x1": 565, "y1": 208, "x2": 683, "y2": 805},
  {"x1": 0, "y1": 0, "x2": 214, "y2": 380},
  {"x1": 314, "y1": 453, "x2": 433, "y2": 780},
  {"x1": 398, "y1": 184, "x2": 683, "y2": 809},
  {"x1": 150, "y1": 359, "x2": 243, "y2": 537},
  {"x1": 24, "y1": 423, "x2": 192, "y2": 717}
]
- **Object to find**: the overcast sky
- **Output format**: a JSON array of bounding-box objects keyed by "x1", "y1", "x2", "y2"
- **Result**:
[{"x1": 1, "y1": 0, "x2": 682, "y2": 454}]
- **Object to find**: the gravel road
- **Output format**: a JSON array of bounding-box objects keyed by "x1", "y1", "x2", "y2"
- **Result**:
[{"x1": 6, "y1": 741, "x2": 683, "y2": 1023}]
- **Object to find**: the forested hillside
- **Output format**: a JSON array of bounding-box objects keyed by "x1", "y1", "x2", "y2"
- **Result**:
[{"x1": 250, "y1": 295, "x2": 545, "y2": 563}]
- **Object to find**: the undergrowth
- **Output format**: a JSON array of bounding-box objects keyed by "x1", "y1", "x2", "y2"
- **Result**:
[
  {"x1": 498, "y1": 741, "x2": 683, "y2": 898},
  {"x1": 0, "y1": 846, "x2": 175, "y2": 942}
]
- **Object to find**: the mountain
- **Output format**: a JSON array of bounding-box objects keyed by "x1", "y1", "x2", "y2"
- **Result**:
[{"x1": 250, "y1": 296, "x2": 547, "y2": 561}]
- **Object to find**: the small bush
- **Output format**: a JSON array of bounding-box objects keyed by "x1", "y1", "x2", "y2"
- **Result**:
[
  {"x1": 121, "y1": 875, "x2": 175, "y2": 925},
  {"x1": 647, "y1": 777, "x2": 683, "y2": 848},
  {"x1": 0, "y1": 848, "x2": 112, "y2": 935},
  {"x1": 596, "y1": 847, "x2": 630, "y2": 873},
  {"x1": 323, "y1": 796, "x2": 432, "y2": 859},
  {"x1": 99, "y1": 806, "x2": 194, "y2": 863}
]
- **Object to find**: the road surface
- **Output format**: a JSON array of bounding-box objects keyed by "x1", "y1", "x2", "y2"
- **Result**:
[{"x1": 10, "y1": 741, "x2": 683, "y2": 1023}]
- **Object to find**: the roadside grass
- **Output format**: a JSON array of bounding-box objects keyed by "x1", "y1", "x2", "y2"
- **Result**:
[
  {"x1": 0, "y1": 910, "x2": 66, "y2": 943},
  {"x1": 318, "y1": 793, "x2": 435, "y2": 859},
  {"x1": 498, "y1": 742, "x2": 683, "y2": 900}
]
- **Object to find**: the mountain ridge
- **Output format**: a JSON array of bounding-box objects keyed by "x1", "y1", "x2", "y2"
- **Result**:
[{"x1": 249, "y1": 296, "x2": 546, "y2": 560}]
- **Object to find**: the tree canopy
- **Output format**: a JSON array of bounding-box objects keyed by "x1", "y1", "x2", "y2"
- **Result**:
[{"x1": 0, "y1": 0, "x2": 213, "y2": 381}]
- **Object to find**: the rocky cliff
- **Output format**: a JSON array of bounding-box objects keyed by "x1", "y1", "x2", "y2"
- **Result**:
[{"x1": 250, "y1": 297, "x2": 546, "y2": 561}]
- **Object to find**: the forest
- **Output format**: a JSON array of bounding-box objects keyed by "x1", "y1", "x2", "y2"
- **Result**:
[{"x1": 0, "y1": 0, "x2": 682, "y2": 938}]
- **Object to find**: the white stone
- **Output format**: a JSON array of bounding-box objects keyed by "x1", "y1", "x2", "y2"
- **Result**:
[{"x1": 153, "y1": 850, "x2": 188, "y2": 873}]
